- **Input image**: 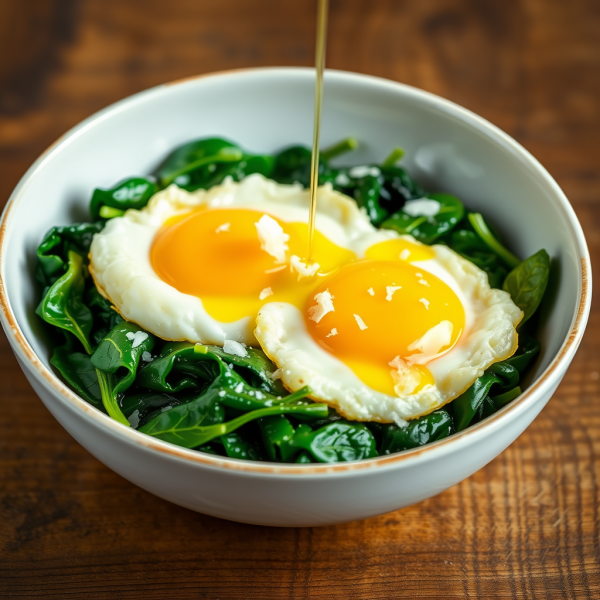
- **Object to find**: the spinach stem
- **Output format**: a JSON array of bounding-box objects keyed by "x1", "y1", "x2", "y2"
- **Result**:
[
  {"x1": 468, "y1": 213, "x2": 521, "y2": 269},
  {"x1": 491, "y1": 386, "x2": 522, "y2": 408},
  {"x1": 382, "y1": 147, "x2": 406, "y2": 167},
  {"x1": 96, "y1": 368, "x2": 130, "y2": 426},
  {"x1": 162, "y1": 147, "x2": 243, "y2": 186},
  {"x1": 320, "y1": 137, "x2": 358, "y2": 162},
  {"x1": 99, "y1": 206, "x2": 125, "y2": 219}
]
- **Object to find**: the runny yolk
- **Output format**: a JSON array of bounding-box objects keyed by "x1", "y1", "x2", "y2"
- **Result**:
[
  {"x1": 150, "y1": 207, "x2": 354, "y2": 322},
  {"x1": 304, "y1": 260, "x2": 465, "y2": 396},
  {"x1": 150, "y1": 207, "x2": 466, "y2": 397}
]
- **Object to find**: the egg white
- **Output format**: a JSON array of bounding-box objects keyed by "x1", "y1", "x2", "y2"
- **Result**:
[
  {"x1": 89, "y1": 174, "x2": 373, "y2": 345},
  {"x1": 255, "y1": 244, "x2": 523, "y2": 424}
]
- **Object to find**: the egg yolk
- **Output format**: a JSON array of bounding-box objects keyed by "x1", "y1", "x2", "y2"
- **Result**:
[
  {"x1": 150, "y1": 207, "x2": 354, "y2": 322},
  {"x1": 305, "y1": 260, "x2": 465, "y2": 396},
  {"x1": 151, "y1": 207, "x2": 465, "y2": 398}
]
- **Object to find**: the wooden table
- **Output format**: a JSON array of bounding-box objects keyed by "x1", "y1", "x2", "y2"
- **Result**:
[{"x1": 1, "y1": 1, "x2": 598, "y2": 597}]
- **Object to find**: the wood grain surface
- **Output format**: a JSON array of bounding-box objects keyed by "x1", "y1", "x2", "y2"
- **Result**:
[{"x1": 1, "y1": 0, "x2": 599, "y2": 597}]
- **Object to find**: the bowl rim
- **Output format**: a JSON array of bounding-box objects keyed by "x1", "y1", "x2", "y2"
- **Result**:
[{"x1": 0, "y1": 66, "x2": 591, "y2": 477}]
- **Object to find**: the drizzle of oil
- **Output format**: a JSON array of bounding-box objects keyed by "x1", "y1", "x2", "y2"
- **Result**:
[{"x1": 306, "y1": 0, "x2": 329, "y2": 262}]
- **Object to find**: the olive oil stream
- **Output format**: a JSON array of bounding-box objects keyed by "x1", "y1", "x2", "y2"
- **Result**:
[{"x1": 306, "y1": 0, "x2": 329, "y2": 262}]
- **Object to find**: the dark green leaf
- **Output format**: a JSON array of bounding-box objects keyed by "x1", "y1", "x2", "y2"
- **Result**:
[
  {"x1": 452, "y1": 362, "x2": 519, "y2": 431},
  {"x1": 505, "y1": 334, "x2": 541, "y2": 374},
  {"x1": 259, "y1": 415, "x2": 296, "y2": 462},
  {"x1": 381, "y1": 193, "x2": 464, "y2": 244},
  {"x1": 379, "y1": 410, "x2": 453, "y2": 454},
  {"x1": 36, "y1": 250, "x2": 94, "y2": 353},
  {"x1": 50, "y1": 342, "x2": 102, "y2": 406},
  {"x1": 85, "y1": 286, "x2": 123, "y2": 346},
  {"x1": 139, "y1": 390, "x2": 326, "y2": 449},
  {"x1": 156, "y1": 138, "x2": 243, "y2": 187},
  {"x1": 221, "y1": 429, "x2": 265, "y2": 461},
  {"x1": 91, "y1": 321, "x2": 156, "y2": 399},
  {"x1": 503, "y1": 249, "x2": 550, "y2": 324},
  {"x1": 288, "y1": 421, "x2": 377, "y2": 463},
  {"x1": 353, "y1": 175, "x2": 388, "y2": 225},
  {"x1": 36, "y1": 222, "x2": 104, "y2": 286},
  {"x1": 90, "y1": 177, "x2": 158, "y2": 221}
]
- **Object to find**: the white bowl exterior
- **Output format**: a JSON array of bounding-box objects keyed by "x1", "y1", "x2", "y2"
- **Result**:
[{"x1": 0, "y1": 69, "x2": 591, "y2": 526}]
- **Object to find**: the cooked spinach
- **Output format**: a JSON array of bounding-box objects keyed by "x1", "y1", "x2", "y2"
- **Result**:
[
  {"x1": 90, "y1": 177, "x2": 158, "y2": 220},
  {"x1": 381, "y1": 193, "x2": 465, "y2": 244},
  {"x1": 35, "y1": 136, "x2": 551, "y2": 463}
]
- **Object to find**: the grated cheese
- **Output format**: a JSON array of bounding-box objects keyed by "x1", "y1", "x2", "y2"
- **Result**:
[
  {"x1": 419, "y1": 298, "x2": 430, "y2": 310},
  {"x1": 388, "y1": 356, "x2": 422, "y2": 395},
  {"x1": 326, "y1": 328, "x2": 338, "y2": 337},
  {"x1": 386, "y1": 286, "x2": 402, "y2": 301},
  {"x1": 367, "y1": 287, "x2": 375, "y2": 296},
  {"x1": 223, "y1": 339, "x2": 248, "y2": 358},
  {"x1": 308, "y1": 289, "x2": 335, "y2": 323},
  {"x1": 255, "y1": 214, "x2": 289, "y2": 263},
  {"x1": 402, "y1": 198, "x2": 441, "y2": 217},
  {"x1": 259, "y1": 287, "x2": 273, "y2": 300},
  {"x1": 399, "y1": 249, "x2": 411, "y2": 261},
  {"x1": 353, "y1": 314, "x2": 368, "y2": 330},
  {"x1": 290, "y1": 255, "x2": 320, "y2": 280},
  {"x1": 126, "y1": 330, "x2": 149, "y2": 348},
  {"x1": 215, "y1": 222, "x2": 230, "y2": 233}
]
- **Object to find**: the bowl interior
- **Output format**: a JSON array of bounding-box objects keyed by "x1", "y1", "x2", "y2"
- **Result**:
[{"x1": 2, "y1": 68, "x2": 582, "y2": 400}]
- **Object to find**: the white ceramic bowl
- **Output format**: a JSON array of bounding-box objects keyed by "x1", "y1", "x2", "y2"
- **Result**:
[{"x1": 0, "y1": 68, "x2": 591, "y2": 527}]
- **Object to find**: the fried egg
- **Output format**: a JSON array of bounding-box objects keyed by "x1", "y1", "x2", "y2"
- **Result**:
[{"x1": 89, "y1": 173, "x2": 522, "y2": 423}]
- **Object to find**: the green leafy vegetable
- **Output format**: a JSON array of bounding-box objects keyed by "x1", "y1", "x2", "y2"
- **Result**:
[
  {"x1": 37, "y1": 250, "x2": 94, "y2": 353},
  {"x1": 353, "y1": 174, "x2": 388, "y2": 225},
  {"x1": 503, "y1": 249, "x2": 550, "y2": 324},
  {"x1": 259, "y1": 415, "x2": 297, "y2": 462},
  {"x1": 381, "y1": 193, "x2": 464, "y2": 244},
  {"x1": 379, "y1": 410, "x2": 453, "y2": 454},
  {"x1": 505, "y1": 334, "x2": 541, "y2": 373},
  {"x1": 157, "y1": 138, "x2": 244, "y2": 187},
  {"x1": 91, "y1": 321, "x2": 156, "y2": 414},
  {"x1": 452, "y1": 362, "x2": 520, "y2": 431},
  {"x1": 468, "y1": 213, "x2": 521, "y2": 269},
  {"x1": 287, "y1": 422, "x2": 377, "y2": 463},
  {"x1": 50, "y1": 341, "x2": 102, "y2": 406},
  {"x1": 90, "y1": 177, "x2": 158, "y2": 221},
  {"x1": 36, "y1": 222, "x2": 104, "y2": 286}
]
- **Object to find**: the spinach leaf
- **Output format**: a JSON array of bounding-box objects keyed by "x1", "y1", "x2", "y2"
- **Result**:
[
  {"x1": 85, "y1": 286, "x2": 123, "y2": 346},
  {"x1": 259, "y1": 415, "x2": 297, "y2": 462},
  {"x1": 50, "y1": 341, "x2": 103, "y2": 406},
  {"x1": 447, "y1": 228, "x2": 508, "y2": 289},
  {"x1": 353, "y1": 174, "x2": 388, "y2": 225},
  {"x1": 120, "y1": 391, "x2": 183, "y2": 424},
  {"x1": 90, "y1": 177, "x2": 158, "y2": 221},
  {"x1": 137, "y1": 342, "x2": 285, "y2": 395},
  {"x1": 157, "y1": 138, "x2": 244, "y2": 188},
  {"x1": 379, "y1": 410, "x2": 453, "y2": 454},
  {"x1": 36, "y1": 222, "x2": 104, "y2": 286},
  {"x1": 378, "y1": 165, "x2": 425, "y2": 211},
  {"x1": 452, "y1": 362, "x2": 520, "y2": 431},
  {"x1": 139, "y1": 388, "x2": 326, "y2": 449},
  {"x1": 295, "y1": 451, "x2": 315, "y2": 463},
  {"x1": 381, "y1": 193, "x2": 464, "y2": 244},
  {"x1": 505, "y1": 334, "x2": 541, "y2": 374},
  {"x1": 36, "y1": 250, "x2": 94, "y2": 353},
  {"x1": 288, "y1": 422, "x2": 377, "y2": 463},
  {"x1": 221, "y1": 429, "x2": 265, "y2": 461},
  {"x1": 468, "y1": 213, "x2": 521, "y2": 269},
  {"x1": 503, "y1": 249, "x2": 550, "y2": 324},
  {"x1": 91, "y1": 321, "x2": 156, "y2": 402},
  {"x1": 195, "y1": 344, "x2": 285, "y2": 394}
]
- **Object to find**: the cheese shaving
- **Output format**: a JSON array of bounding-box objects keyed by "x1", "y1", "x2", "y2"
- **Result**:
[
  {"x1": 215, "y1": 222, "x2": 230, "y2": 233},
  {"x1": 290, "y1": 255, "x2": 320, "y2": 280},
  {"x1": 259, "y1": 287, "x2": 273, "y2": 300},
  {"x1": 399, "y1": 249, "x2": 411, "y2": 261},
  {"x1": 223, "y1": 339, "x2": 248, "y2": 358},
  {"x1": 407, "y1": 320, "x2": 453, "y2": 365},
  {"x1": 386, "y1": 286, "x2": 402, "y2": 301},
  {"x1": 308, "y1": 289, "x2": 335, "y2": 323},
  {"x1": 353, "y1": 314, "x2": 368, "y2": 330},
  {"x1": 326, "y1": 328, "x2": 338, "y2": 337},
  {"x1": 419, "y1": 298, "x2": 430, "y2": 310},
  {"x1": 255, "y1": 214, "x2": 289, "y2": 263},
  {"x1": 367, "y1": 287, "x2": 375, "y2": 296}
]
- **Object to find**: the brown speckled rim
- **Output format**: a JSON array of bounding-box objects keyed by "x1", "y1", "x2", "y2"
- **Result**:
[{"x1": 0, "y1": 68, "x2": 592, "y2": 476}]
